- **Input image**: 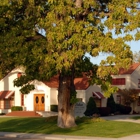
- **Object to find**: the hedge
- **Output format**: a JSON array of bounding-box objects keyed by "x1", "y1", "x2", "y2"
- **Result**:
[
  {"x1": 116, "y1": 104, "x2": 132, "y2": 114},
  {"x1": 11, "y1": 106, "x2": 23, "y2": 111},
  {"x1": 50, "y1": 105, "x2": 58, "y2": 112},
  {"x1": 98, "y1": 107, "x2": 111, "y2": 116}
]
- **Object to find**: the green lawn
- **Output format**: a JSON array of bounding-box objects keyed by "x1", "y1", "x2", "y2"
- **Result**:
[{"x1": 0, "y1": 116, "x2": 140, "y2": 138}]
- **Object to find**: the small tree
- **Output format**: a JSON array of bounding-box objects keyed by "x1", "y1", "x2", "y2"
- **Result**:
[
  {"x1": 84, "y1": 97, "x2": 98, "y2": 116},
  {"x1": 119, "y1": 89, "x2": 139, "y2": 106},
  {"x1": 107, "y1": 94, "x2": 116, "y2": 114}
]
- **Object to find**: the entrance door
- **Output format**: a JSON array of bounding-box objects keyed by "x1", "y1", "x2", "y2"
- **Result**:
[{"x1": 34, "y1": 94, "x2": 45, "y2": 111}]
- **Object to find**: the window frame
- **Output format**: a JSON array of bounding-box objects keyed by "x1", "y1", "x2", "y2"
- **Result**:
[{"x1": 112, "y1": 78, "x2": 126, "y2": 85}]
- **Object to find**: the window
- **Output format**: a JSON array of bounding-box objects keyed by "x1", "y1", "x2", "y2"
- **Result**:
[
  {"x1": 116, "y1": 95, "x2": 121, "y2": 104},
  {"x1": 0, "y1": 100, "x2": 2, "y2": 109},
  {"x1": 112, "y1": 78, "x2": 125, "y2": 85},
  {"x1": 0, "y1": 100, "x2": 4, "y2": 109},
  {"x1": 94, "y1": 98, "x2": 101, "y2": 107},
  {"x1": 21, "y1": 94, "x2": 24, "y2": 106},
  {"x1": 17, "y1": 72, "x2": 22, "y2": 78},
  {"x1": 4, "y1": 100, "x2": 10, "y2": 109}
]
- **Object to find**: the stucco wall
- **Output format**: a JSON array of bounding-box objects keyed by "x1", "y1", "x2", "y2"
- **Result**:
[
  {"x1": 85, "y1": 85, "x2": 101, "y2": 104},
  {"x1": 0, "y1": 68, "x2": 23, "y2": 106},
  {"x1": 50, "y1": 88, "x2": 58, "y2": 105},
  {"x1": 76, "y1": 90, "x2": 86, "y2": 103},
  {"x1": 131, "y1": 66, "x2": 140, "y2": 89},
  {"x1": 111, "y1": 74, "x2": 131, "y2": 89},
  {"x1": 24, "y1": 81, "x2": 51, "y2": 111}
]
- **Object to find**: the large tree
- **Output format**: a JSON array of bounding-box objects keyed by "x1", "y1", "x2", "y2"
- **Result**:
[{"x1": 1, "y1": 0, "x2": 140, "y2": 128}]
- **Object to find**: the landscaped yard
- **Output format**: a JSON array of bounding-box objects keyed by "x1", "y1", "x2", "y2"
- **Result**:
[{"x1": 0, "y1": 116, "x2": 140, "y2": 138}]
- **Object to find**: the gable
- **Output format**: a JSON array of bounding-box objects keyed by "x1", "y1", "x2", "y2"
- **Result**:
[
  {"x1": 118, "y1": 63, "x2": 140, "y2": 75},
  {"x1": 0, "y1": 68, "x2": 24, "y2": 82}
]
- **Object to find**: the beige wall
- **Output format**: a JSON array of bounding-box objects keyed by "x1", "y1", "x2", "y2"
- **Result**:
[
  {"x1": 25, "y1": 80, "x2": 51, "y2": 111},
  {"x1": 50, "y1": 88, "x2": 58, "y2": 105},
  {"x1": 85, "y1": 85, "x2": 101, "y2": 104},
  {"x1": 112, "y1": 66, "x2": 140, "y2": 113},
  {"x1": 111, "y1": 65, "x2": 140, "y2": 90},
  {"x1": 0, "y1": 68, "x2": 23, "y2": 106},
  {"x1": 131, "y1": 66, "x2": 140, "y2": 89},
  {"x1": 111, "y1": 74, "x2": 131, "y2": 89},
  {"x1": 76, "y1": 90, "x2": 86, "y2": 103}
]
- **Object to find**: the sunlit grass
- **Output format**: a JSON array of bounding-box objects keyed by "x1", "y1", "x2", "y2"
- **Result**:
[{"x1": 0, "y1": 116, "x2": 140, "y2": 138}]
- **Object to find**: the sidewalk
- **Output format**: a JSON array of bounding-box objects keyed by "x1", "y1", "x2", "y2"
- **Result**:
[{"x1": 0, "y1": 132, "x2": 140, "y2": 140}]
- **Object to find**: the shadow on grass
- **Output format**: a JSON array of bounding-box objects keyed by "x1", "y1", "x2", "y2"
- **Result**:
[
  {"x1": 0, "y1": 116, "x2": 87, "y2": 135},
  {"x1": 1, "y1": 116, "x2": 140, "y2": 138}
]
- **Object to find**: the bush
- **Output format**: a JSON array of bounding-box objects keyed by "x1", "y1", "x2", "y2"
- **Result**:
[
  {"x1": 116, "y1": 104, "x2": 132, "y2": 114},
  {"x1": 84, "y1": 97, "x2": 99, "y2": 116},
  {"x1": 116, "y1": 103, "x2": 122, "y2": 112},
  {"x1": 107, "y1": 94, "x2": 116, "y2": 114},
  {"x1": 0, "y1": 113, "x2": 5, "y2": 115},
  {"x1": 121, "y1": 106, "x2": 132, "y2": 114},
  {"x1": 11, "y1": 106, "x2": 23, "y2": 111},
  {"x1": 98, "y1": 107, "x2": 111, "y2": 116},
  {"x1": 50, "y1": 105, "x2": 58, "y2": 112}
]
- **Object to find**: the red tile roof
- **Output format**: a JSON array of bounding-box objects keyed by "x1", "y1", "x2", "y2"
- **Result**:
[
  {"x1": 0, "y1": 91, "x2": 14, "y2": 99},
  {"x1": 44, "y1": 76, "x2": 89, "y2": 90},
  {"x1": 43, "y1": 75, "x2": 59, "y2": 88},
  {"x1": 118, "y1": 63, "x2": 140, "y2": 75},
  {"x1": 74, "y1": 77, "x2": 89, "y2": 90},
  {"x1": 93, "y1": 92, "x2": 105, "y2": 99}
]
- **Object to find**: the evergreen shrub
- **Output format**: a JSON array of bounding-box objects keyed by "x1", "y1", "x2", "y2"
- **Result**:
[
  {"x1": 84, "y1": 97, "x2": 98, "y2": 116},
  {"x1": 50, "y1": 105, "x2": 58, "y2": 112}
]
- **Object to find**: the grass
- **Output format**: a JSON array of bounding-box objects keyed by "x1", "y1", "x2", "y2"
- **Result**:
[{"x1": 0, "y1": 116, "x2": 140, "y2": 138}]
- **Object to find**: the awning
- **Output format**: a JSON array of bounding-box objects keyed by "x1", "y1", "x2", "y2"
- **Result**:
[
  {"x1": 92, "y1": 92, "x2": 105, "y2": 99},
  {"x1": 0, "y1": 91, "x2": 14, "y2": 99}
]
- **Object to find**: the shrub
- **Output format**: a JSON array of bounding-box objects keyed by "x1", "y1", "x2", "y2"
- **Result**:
[
  {"x1": 107, "y1": 94, "x2": 116, "y2": 114},
  {"x1": 0, "y1": 113, "x2": 5, "y2": 115},
  {"x1": 116, "y1": 103, "x2": 122, "y2": 112},
  {"x1": 84, "y1": 97, "x2": 99, "y2": 116},
  {"x1": 116, "y1": 104, "x2": 132, "y2": 114},
  {"x1": 122, "y1": 106, "x2": 132, "y2": 114},
  {"x1": 98, "y1": 107, "x2": 111, "y2": 116},
  {"x1": 50, "y1": 105, "x2": 58, "y2": 112},
  {"x1": 11, "y1": 106, "x2": 23, "y2": 111}
]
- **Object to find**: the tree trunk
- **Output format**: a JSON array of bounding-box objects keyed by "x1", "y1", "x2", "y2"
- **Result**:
[{"x1": 57, "y1": 73, "x2": 77, "y2": 128}]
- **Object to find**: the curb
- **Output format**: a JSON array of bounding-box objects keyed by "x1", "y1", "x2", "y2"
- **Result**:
[
  {"x1": 0, "y1": 132, "x2": 117, "y2": 140},
  {"x1": 0, "y1": 132, "x2": 140, "y2": 140}
]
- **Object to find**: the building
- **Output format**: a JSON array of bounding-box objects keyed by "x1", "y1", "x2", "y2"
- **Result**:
[
  {"x1": 0, "y1": 68, "x2": 106, "y2": 113},
  {"x1": 112, "y1": 63, "x2": 140, "y2": 113},
  {"x1": 1, "y1": 63, "x2": 139, "y2": 114}
]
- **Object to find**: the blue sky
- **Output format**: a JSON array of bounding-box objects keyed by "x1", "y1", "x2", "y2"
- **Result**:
[{"x1": 88, "y1": 40, "x2": 140, "y2": 65}]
